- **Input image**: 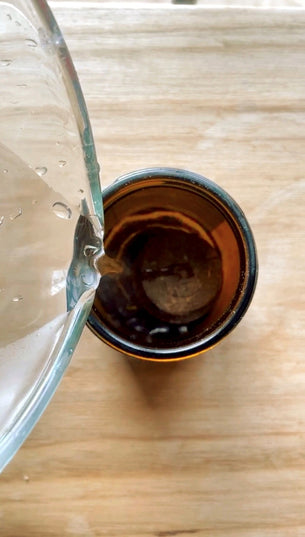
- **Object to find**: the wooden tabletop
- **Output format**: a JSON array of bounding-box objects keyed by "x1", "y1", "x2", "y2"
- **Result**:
[{"x1": 1, "y1": 3, "x2": 305, "y2": 536}]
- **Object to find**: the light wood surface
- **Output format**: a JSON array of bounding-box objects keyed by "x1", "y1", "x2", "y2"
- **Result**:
[
  {"x1": 49, "y1": 1, "x2": 305, "y2": 6},
  {"x1": 1, "y1": 4, "x2": 305, "y2": 536}
]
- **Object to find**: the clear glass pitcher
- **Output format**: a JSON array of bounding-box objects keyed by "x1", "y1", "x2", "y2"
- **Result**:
[{"x1": 0, "y1": 0, "x2": 103, "y2": 471}]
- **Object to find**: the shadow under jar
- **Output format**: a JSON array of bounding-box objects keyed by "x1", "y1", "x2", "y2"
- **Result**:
[{"x1": 87, "y1": 168, "x2": 257, "y2": 361}]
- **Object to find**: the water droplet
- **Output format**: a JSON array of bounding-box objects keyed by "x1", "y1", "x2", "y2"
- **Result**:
[
  {"x1": 0, "y1": 216, "x2": 4, "y2": 226},
  {"x1": 3, "y1": 169, "x2": 8, "y2": 174},
  {"x1": 55, "y1": 141, "x2": 61, "y2": 146},
  {"x1": 6, "y1": 13, "x2": 12, "y2": 21},
  {"x1": 25, "y1": 38, "x2": 37, "y2": 48},
  {"x1": 9, "y1": 208, "x2": 22, "y2": 220},
  {"x1": 23, "y1": 474, "x2": 29, "y2": 483},
  {"x1": 52, "y1": 202, "x2": 72, "y2": 220},
  {"x1": 32, "y1": 199, "x2": 38, "y2": 205},
  {"x1": 12, "y1": 295, "x2": 23, "y2": 302},
  {"x1": 83, "y1": 245, "x2": 98, "y2": 257},
  {"x1": 1, "y1": 59, "x2": 12, "y2": 66},
  {"x1": 58, "y1": 160, "x2": 67, "y2": 167},
  {"x1": 179, "y1": 325, "x2": 188, "y2": 334},
  {"x1": 35, "y1": 166, "x2": 47, "y2": 176},
  {"x1": 15, "y1": 20, "x2": 21, "y2": 27},
  {"x1": 78, "y1": 189, "x2": 84, "y2": 194}
]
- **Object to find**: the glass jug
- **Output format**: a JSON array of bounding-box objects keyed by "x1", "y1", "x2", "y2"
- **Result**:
[{"x1": 0, "y1": 0, "x2": 103, "y2": 471}]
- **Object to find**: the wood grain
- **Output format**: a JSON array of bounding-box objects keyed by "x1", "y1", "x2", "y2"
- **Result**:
[{"x1": 1, "y1": 5, "x2": 305, "y2": 537}]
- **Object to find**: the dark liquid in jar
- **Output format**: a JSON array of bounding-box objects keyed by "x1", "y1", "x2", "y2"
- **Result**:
[{"x1": 93, "y1": 208, "x2": 223, "y2": 349}]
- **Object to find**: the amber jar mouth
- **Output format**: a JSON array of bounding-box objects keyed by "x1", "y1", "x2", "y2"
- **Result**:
[{"x1": 87, "y1": 168, "x2": 258, "y2": 361}]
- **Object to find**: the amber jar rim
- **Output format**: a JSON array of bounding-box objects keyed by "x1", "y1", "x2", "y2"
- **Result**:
[{"x1": 87, "y1": 167, "x2": 258, "y2": 361}]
